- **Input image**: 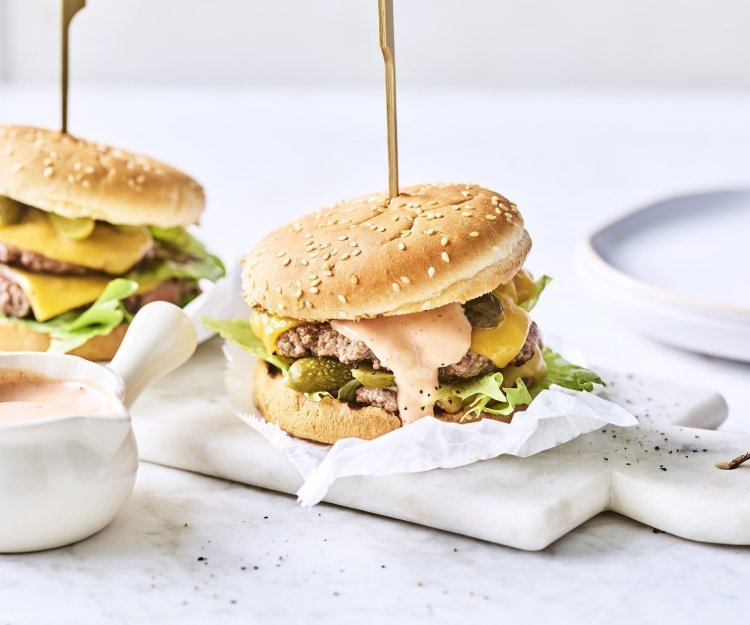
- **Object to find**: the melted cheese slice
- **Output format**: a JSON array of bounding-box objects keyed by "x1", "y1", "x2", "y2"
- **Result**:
[
  {"x1": 0, "y1": 208, "x2": 152, "y2": 274},
  {"x1": 500, "y1": 344, "x2": 547, "y2": 387},
  {"x1": 1, "y1": 265, "x2": 162, "y2": 322},
  {"x1": 469, "y1": 296, "x2": 531, "y2": 368},
  {"x1": 492, "y1": 268, "x2": 536, "y2": 304},
  {"x1": 250, "y1": 309, "x2": 303, "y2": 355}
]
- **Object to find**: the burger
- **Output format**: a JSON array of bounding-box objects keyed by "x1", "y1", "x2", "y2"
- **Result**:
[
  {"x1": 0, "y1": 125, "x2": 224, "y2": 360},
  {"x1": 207, "y1": 182, "x2": 600, "y2": 444}
]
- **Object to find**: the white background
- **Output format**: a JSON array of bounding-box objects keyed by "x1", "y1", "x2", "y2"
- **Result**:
[{"x1": 2, "y1": 0, "x2": 750, "y2": 87}]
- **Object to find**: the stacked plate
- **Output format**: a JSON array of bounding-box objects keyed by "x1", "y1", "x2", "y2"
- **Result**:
[{"x1": 580, "y1": 190, "x2": 750, "y2": 362}]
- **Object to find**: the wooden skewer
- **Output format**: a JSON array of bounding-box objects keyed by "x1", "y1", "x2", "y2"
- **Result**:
[
  {"x1": 378, "y1": 0, "x2": 399, "y2": 199},
  {"x1": 61, "y1": 0, "x2": 86, "y2": 134}
]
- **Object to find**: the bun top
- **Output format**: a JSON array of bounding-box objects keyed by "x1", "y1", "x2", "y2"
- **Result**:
[
  {"x1": 0, "y1": 125, "x2": 204, "y2": 227},
  {"x1": 243, "y1": 182, "x2": 531, "y2": 320}
]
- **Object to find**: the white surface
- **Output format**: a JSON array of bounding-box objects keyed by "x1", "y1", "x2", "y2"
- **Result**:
[
  {"x1": 1, "y1": 86, "x2": 750, "y2": 621},
  {"x1": 582, "y1": 190, "x2": 750, "y2": 362},
  {"x1": 5, "y1": 0, "x2": 750, "y2": 87},
  {"x1": 130, "y1": 338, "x2": 750, "y2": 550}
]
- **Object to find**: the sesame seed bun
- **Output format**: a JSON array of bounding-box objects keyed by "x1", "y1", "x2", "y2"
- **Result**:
[
  {"x1": 252, "y1": 360, "x2": 513, "y2": 444},
  {"x1": 0, "y1": 125, "x2": 204, "y2": 227},
  {"x1": 0, "y1": 319, "x2": 127, "y2": 361},
  {"x1": 243, "y1": 182, "x2": 530, "y2": 320}
]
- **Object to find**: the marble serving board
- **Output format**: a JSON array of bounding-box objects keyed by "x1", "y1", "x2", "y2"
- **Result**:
[{"x1": 132, "y1": 338, "x2": 750, "y2": 551}]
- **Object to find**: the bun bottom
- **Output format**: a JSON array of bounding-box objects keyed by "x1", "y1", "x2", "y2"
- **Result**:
[
  {"x1": 0, "y1": 319, "x2": 128, "y2": 361},
  {"x1": 252, "y1": 361, "x2": 513, "y2": 444}
]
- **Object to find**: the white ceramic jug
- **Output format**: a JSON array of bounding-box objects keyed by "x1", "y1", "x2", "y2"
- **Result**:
[{"x1": 0, "y1": 301, "x2": 197, "y2": 553}]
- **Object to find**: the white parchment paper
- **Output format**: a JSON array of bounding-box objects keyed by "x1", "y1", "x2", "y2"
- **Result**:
[{"x1": 223, "y1": 341, "x2": 638, "y2": 507}]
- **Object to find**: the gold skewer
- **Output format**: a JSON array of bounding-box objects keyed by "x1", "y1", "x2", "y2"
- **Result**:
[
  {"x1": 60, "y1": 0, "x2": 86, "y2": 134},
  {"x1": 378, "y1": 0, "x2": 399, "y2": 199}
]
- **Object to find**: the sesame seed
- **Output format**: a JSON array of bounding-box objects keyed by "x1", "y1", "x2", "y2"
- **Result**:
[
  {"x1": 422, "y1": 300, "x2": 432, "y2": 310},
  {"x1": 461, "y1": 191, "x2": 470, "y2": 197},
  {"x1": 461, "y1": 211, "x2": 472, "y2": 217},
  {"x1": 263, "y1": 281, "x2": 269, "y2": 291},
  {"x1": 495, "y1": 207, "x2": 503, "y2": 214},
  {"x1": 400, "y1": 276, "x2": 411, "y2": 284},
  {"x1": 340, "y1": 253, "x2": 350, "y2": 260},
  {"x1": 309, "y1": 287, "x2": 319, "y2": 294},
  {"x1": 350, "y1": 274, "x2": 359, "y2": 285},
  {"x1": 321, "y1": 263, "x2": 331, "y2": 270},
  {"x1": 322, "y1": 270, "x2": 333, "y2": 277},
  {"x1": 73, "y1": 162, "x2": 82, "y2": 171},
  {"x1": 349, "y1": 241, "x2": 358, "y2": 247},
  {"x1": 398, "y1": 241, "x2": 406, "y2": 250},
  {"x1": 392, "y1": 282, "x2": 401, "y2": 292},
  {"x1": 12, "y1": 163, "x2": 23, "y2": 173},
  {"x1": 300, "y1": 259, "x2": 309, "y2": 266},
  {"x1": 338, "y1": 235, "x2": 348, "y2": 241},
  {"x1": 43, "y1": 166, "x2": 54, "y2": 178},
  {"x1": 275, "y1": 251, "x2": 285, "y2": 257},
  {"x1": 275, "y1": 286, "x2": 283, "y2": 294},
  {"x1": 295, "y1": 289, "x2": 303, "y2": 299},
  {"x1": 310, "y1": 278, "x2": 321, "y2": 287},
  {"x1": 491, "y1": 196, "x2": 500, "y2": 205},
  {"x1": 308, "y1": 274, "x2": 318, "y2": 280},
  {"x1": 86, "y1": 166, "x2": 96, "y2": 175},
  {"x1": 469, "y1": 231, "x2": 479, "y2": 237},
  {"x1": 486, "y1": 214, "x2": 497, "y2": 221},
  {"x1": 440, "y1": 236, "x2": 449, "y2": 246},
  {"x1": 282, "y1": 257, "x2": 291, "y2": 266},
  {"x1": 378, "y1": 226, "x2": 386, "y2": 233},
  {"x1": 441, "y1": 252, "x2": 450, "y2": 263},
  {"x1": 352, "y1": 249, "x2": 362, "y2": 256},
  {"x1": 428, "y1": 266, "x2": 436, "y2": 278},
  {"x1": 424, "y1": 228, "x2": 435, "y2": 235},
  {"x1": 451, "y1": 205, "x2": 460, "y2": 210},
  {"x1": 338, "y1": 294, "x2": 347, "y2": 304},
  {"x1": 323, "y1": 252, "x2": 331, "y2": 260}
]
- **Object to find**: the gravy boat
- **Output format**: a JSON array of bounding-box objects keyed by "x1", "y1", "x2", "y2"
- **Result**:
[{"x1": 0, "y1": 301, "x2": 197, "y2": 553}]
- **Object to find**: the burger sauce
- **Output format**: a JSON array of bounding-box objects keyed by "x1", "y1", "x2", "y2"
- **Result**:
[
  {"x1": 0, "y1": 369, "x2": 111, "y2": 422},
  {"x1": 332, "y1": 303, "x2": 471, "y2": 423}
]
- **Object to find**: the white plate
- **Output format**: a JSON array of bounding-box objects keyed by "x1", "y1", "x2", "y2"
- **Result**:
[{"x1": 580, "y1": 189, "x2": 750, "y2": 362}]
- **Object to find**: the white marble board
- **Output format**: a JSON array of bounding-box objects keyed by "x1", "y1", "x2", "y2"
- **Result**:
[{"x1": 132, "y1": 339, "x2": 750, "y2": 550}]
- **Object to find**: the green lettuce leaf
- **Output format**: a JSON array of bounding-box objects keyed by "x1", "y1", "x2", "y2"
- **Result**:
[
  {"x1": 518, "y1": 274, "x2": 552, "y2": 311},
  {"x1": 529, "y1": 347, "x2": 604, "y2": 398},
  {"x1": 432, "y1": 372, "x2": 532, "y2": 420},
  {"x1": 201, "y1": 317, "x2": 292, "y2": 372},
  {"x1": 129, "y1": 227, "x2": 225, "y2": 285},
  {"x1": 1, "y1": 278, "x2": 139, "y2": 355}
]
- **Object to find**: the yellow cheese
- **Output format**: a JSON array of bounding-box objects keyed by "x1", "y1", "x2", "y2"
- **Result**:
[
  {"x1": 500, "y1": 344, "x2": 547, "y2": 387},
  {"x1": 492, "y1": 268, "x2": 536, "y2": 305},
  {"x1": 469, "y1": 296, "x2": 531, "y2": 368},
  {"x1": 250, "y1": 309, "x2": 303, "y2": 355},
  {"x1": 0, "y1": 264, "x2": 164, "y2": 322},
  {"x1": 0, "y1": 208, "x2": 152, "y2": 274}
]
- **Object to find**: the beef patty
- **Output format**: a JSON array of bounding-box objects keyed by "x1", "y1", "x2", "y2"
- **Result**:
[{"x1": 276, "y1": 319, "x2": 542, "y2": 381}]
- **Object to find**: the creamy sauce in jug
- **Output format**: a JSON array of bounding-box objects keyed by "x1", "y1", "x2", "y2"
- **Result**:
[
  {"x1": 0, "y1": 369, "x2": 112, "y2": 422},
  {"x1": 332, "y1": 303, "x2": 471, "y2": 423}
]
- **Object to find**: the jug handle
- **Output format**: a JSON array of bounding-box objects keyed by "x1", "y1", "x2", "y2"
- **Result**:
[{"x1": 109, "y1": 302, "x2": 197, "y2": 409}]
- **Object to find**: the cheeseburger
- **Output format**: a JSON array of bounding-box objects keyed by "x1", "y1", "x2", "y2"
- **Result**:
[
  {"x1": 208, "y1": 182, "x2": 599, "y2": 444},
  {"x1": 0, "y1": 125, "x2": 224, "y2": 359}
]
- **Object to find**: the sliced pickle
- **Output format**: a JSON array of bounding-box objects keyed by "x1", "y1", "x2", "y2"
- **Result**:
[
  {"x1": 0, "y1": 196, "x2": 27, "y2": 225},
  {"x1": 286, "y1": 357, "x2": 354, "y2": 394},
  {"x1": 436, "y1": 396, "x2": 463, "y2": 414},
  {"x1": 352, "y1": 363, "x2": 396, "y2": 388},
  {"x1": 464, "y1": 293, "x2": 504, "y2": 328},
  {"x1": 48, "y1": 213, "x2": 96, "y2": 240}
]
